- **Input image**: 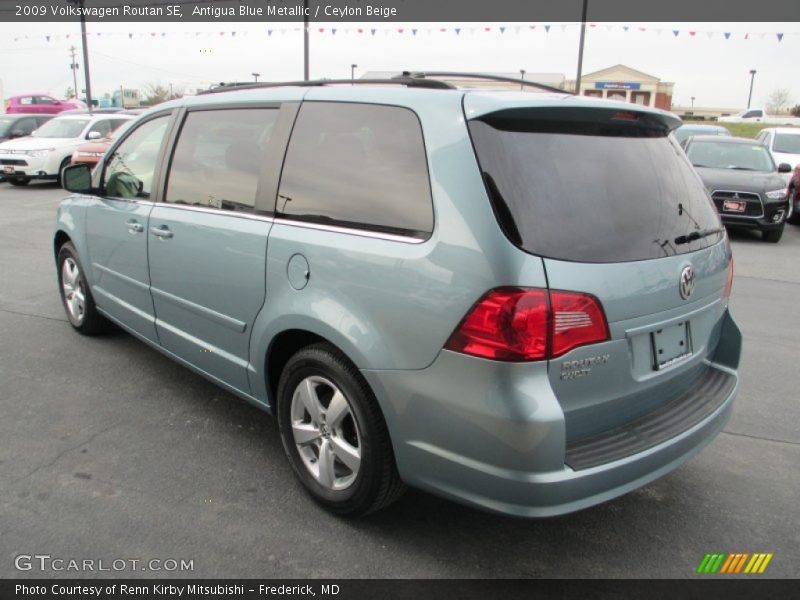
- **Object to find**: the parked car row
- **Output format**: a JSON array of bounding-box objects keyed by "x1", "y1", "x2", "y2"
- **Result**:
[
  {"x1": 0, "y1": 112, "x2": 134, "y2": 185},
  {"x1": 4, "y1": 94, "x2": 85, "y2": 114}
]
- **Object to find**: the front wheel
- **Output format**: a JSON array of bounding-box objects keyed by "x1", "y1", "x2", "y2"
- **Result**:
[
  {"x1": 57, "y1": 242, "x2": 109, "y2": 335},
  {"x1": 276, "y1": 343, "x2": 405, "y2": 516},
  {"x1": 57, "y1": 157, "x2": 72, "y2": 187}
]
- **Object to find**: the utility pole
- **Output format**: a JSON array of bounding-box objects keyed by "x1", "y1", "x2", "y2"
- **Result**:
[
  {"x1": 351, "y1": 64, "x2": 357, "y2": 84},
  {"x1": 252, "y1": 72, "x2": 260, "y2": 82},
  {"x1": 303, "y1": 0, "x2": 309, "y2": 80},
  {"x1": 68, "y1": 46, "x2": 79, "y2": 99},
  {"x1": 519, "y1": 69, "x2": 525, "y2": 91},
  {"x1": 747, "y1": 69, "x2": 757, "y2": 109},
  {"x1": 575, "y1": 0, "x2": 589, "y2": 95},
  {"x1": 68, "y1": 0, "x2": 93, "y2": 111},
  {"x1": 119, "y1": 85, "x2": 124, "y2": 108},
  {"x1": 691, "y1": 96, "x2": 695, "y2": 108}
]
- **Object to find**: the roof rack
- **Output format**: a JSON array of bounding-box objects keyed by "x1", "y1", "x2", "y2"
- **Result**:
[
  {"x1": 399, "y1": 71, "x2": 571, "y2": 94},
  {"x1": 198, "y1": 76, "x2": 455, "y2": 94},
  {"x1": 197, "y1": 71, "x2": 571, "y2": 95}
]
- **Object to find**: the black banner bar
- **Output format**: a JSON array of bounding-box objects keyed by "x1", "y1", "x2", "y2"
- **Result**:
[
  {"x1": 2, "y1": 579, "x2": 800, "y2": 600},
  {"x1": 2, "y1": 0, "x2": 800, "y2": 23}
]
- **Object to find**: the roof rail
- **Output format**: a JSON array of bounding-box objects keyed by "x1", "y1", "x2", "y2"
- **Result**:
[
  {"x1": 198, "y1": 77, "x2": 455, "y2": 95},
  {"x1": 399, "y1": 71, "x2": 571, "y2": 94}
]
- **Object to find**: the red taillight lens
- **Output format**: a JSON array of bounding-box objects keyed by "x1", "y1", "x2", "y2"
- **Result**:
[
  {"x1": 445, "y1": 288, "x2": 609, "y2": 362},
  {"x1": 723, "y1": 257, "x2": 734, "y2": 300},
  {"x1": 445, "y1": 288, "x2": 549, "y2": 361}
]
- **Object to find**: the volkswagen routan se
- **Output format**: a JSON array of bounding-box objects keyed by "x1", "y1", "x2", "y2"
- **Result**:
[{"x1": 55, "y1": 74, "x2": 742, "y2": 516}]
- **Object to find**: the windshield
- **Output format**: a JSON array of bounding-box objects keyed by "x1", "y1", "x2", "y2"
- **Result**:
[
  {"x1": 686, "y1": 141, "x2": 775, "y2": 171},
  {"x1": 32, "y1": 118, "x2": 89, "y2": 139},
  {"x1": 773, "y1": 133, "x2": 800, "y2": 154},
  {"x1": 0, "y1": 118, "x2": 14, "y2": 136},
  {"x1": 468, "y1": 116, "x2": 722, "y2": 263}
]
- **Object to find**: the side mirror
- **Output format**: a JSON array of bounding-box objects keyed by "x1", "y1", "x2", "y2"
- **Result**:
[
  {"x1": 62, "y1": 163, "x2": 92, "y2": 193},
  {"x1": 778, "y1": 163, "x2": 792, "y2": 173},
  {"x1": 10, "y1": 130, "x2": 27, "y2": 138},
  {"x1": 87, "y1": 131, "x2": 102, "y2": 140}
]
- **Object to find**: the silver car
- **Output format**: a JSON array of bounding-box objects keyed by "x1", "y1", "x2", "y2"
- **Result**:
[{"x1": 54, "y1": 75, "x2": 741, "y2": 517}]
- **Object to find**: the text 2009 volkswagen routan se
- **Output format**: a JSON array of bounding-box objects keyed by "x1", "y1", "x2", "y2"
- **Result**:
[{"x1": 55, "y1": 75, "x2": 741, "y2": 517}]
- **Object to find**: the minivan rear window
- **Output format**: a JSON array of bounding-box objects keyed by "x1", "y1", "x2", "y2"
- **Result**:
[{"x1": 468, "y1": 112, "x2": 723, "y2": 263}]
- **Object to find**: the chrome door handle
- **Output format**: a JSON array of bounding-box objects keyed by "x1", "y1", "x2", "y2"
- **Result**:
[
  {"x1": 126, "y1": 220, "x2": 144, "y2": 234},
  {"x1": 150, "y1": 225, "x2": 173, "y2": 239}
]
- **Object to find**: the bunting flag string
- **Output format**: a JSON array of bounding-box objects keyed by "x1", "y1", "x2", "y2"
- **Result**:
[{"x1": 10, "y1": 24, "x2": 799, "y2": 44}]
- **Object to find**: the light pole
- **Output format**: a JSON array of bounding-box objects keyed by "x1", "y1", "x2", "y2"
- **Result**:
[
  {"x1": 747, "y1": 69, "x2": 757, "y2": 109},
  {"x1": 519, "y1": 69, "x2": 525, "y2": 91},
  {"x1": 303, "y1": 0, "x2": 309, "y2": 80},
  {"x1": 252, "y1": 72, "x2": 260, "y2": 82},
  {"x1": 68, "y1": 0, "x2": 93, "y2": 111},
  {"x1": 691, "y1": 96, "x2": 695, "y2": 107},
  {"x1": 575, "y1": 0, "x2": 589, "y2": 95},
  {"x1": 351, "y1": 64, "x2": 358, "y2": 85}
]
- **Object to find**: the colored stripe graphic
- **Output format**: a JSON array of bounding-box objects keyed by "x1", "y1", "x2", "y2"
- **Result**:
[{"x1": 700, "y1": 552, "x2": 773, "y2": 574}]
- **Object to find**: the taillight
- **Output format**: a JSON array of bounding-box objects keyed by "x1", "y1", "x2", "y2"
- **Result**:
[
  {"x1": 445, "y1": 288, "x2": 609, "y2": 362},
  {"x1": 723, "y1": 257, "x2": 734, "y2": 300}
]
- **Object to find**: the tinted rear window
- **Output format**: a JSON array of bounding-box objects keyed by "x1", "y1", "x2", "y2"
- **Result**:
[{"x1": 468, "y1": 114, "x2": 722, "y2": 263}]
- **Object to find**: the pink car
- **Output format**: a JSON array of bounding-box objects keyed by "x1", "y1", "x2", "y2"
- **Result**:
[{"x1": 4, "y1": 94, "x2": 84, "y2": 115}]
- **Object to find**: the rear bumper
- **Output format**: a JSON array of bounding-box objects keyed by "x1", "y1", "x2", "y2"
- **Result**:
[{"x1": 362, "y1": 310, "x2": 741, "y2": 517}]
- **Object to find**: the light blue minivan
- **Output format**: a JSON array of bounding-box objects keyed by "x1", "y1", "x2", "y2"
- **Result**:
[{"x1": 55, "y1": 74, "x2": 742, "y2": 516}]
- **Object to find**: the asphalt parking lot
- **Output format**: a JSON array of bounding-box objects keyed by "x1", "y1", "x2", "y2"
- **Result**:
[{"x1": 1, "y1": 181, "x2": 798, "y2": 579}]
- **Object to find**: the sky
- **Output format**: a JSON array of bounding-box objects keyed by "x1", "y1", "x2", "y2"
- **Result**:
[{"x1": 0, "y1": 21, "x2": 798, "y2": 110}]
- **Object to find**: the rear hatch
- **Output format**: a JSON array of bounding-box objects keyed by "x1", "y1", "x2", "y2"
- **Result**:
[{"x1": 465, "y1": 99, "x2": 732, "y2": 447}]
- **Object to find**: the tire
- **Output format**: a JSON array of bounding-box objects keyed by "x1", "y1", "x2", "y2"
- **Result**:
[
  {"x1": 763, "y1": 226, "x2": 784, "y2": 243},
  {"x1": 788, "y1": 187, "x2": 800, "y2": 225},
  {"x1": 57, "y1": 157, "x2": 72, "y2": 187},
  {"x1": 8, "y1": 178, "x2": 29, "y2": 186},
  {"x1": 276, "y1": 343, "x2": 405, "y2": 516},
  {"x1": 56, "y1": 241, "x2": 109, "y2": 335}
]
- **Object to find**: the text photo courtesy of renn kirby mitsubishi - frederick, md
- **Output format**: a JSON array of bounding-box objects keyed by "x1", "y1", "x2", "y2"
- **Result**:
[{"x1": 1, "y1": 1, "x2": 799, "y2": 599}]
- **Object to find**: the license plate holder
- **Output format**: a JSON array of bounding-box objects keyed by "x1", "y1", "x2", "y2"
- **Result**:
[
  {"x1": 723, "y1": 199, "x2": 746, "y2": 213},
  {"x1": 3, "y1": 165, "x2": 14, "y2": 174},
  {"x1": 651, "y1": 321, "x2": 692, "y2": 370}
]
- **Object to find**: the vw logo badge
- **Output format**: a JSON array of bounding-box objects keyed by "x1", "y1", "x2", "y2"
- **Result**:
[{"x1": 679, "y1": 266, "x2": 695, "y2": 300}]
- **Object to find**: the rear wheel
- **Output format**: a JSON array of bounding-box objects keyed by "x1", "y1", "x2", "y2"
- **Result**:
[
  {"x1": 57, "y1": 242, "x2": 109, "y2": 335},
  {"x1": 276, "y1": 343, "x2": 405, "y2": 516},
  {"x1": 8, "y1": 178, "x2": 29, "y2": 186},
  {"x1": 763, "y1": 226, "x2": 784, "y2": 243}
]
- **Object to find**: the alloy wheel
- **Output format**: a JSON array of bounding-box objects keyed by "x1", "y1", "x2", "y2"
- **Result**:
[
  {"x1": 61, "y1": 257, "x2": 86, "y2": 324},
  {"x1": 290, "y1": 375, "x2": 362, "y2": 491}
]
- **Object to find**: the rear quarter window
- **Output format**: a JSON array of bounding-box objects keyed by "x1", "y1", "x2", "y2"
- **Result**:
[{"x1": 277, "y1": 102, "x2": 433, "y2": 238}]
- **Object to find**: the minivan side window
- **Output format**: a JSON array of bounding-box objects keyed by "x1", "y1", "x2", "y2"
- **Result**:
[
  {"x1": 164, "y1": 108, "x2": 278, "y2": 212},
  {"x1": 277, "y1": 102, "x2": 433, "y2": 237},
  {"x1": 104, "y1": 116, "x2": 170, "y2": 200}
]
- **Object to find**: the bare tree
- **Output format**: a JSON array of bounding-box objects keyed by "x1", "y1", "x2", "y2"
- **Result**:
[
  {"x1": 766, "y1": 88, "x2": 793, "y2": 114},
  {"x1": 64, "y1": 86, "x2": 75, "y2": 100},
  {"x1": 142, "y1": 82, "x2": 170, "y2": 106}
]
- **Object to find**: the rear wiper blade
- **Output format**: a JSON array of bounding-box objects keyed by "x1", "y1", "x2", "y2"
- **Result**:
[{"x1": 675, "y1": 228, "x2": 724, "y2": 245}]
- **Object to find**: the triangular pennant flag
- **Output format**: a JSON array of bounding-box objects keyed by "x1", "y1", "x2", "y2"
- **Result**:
[
  {"x1": 397, "y1": 28, "x2": 404, "y2": 33},
  {"x1": 689, "y1": 31, "x2": 696, "y2": 37},
  {"x1": 357, "y1": 28, "x2": 363, "y2": 34},
  {"x1": 672, "y1": 30, "x2": 680, "y2": 37},
  {"x1": 370, "y1": 28, "x2": 376, "y2": 35},
  {"x1": 544, "y1": 25, "x2": 550, "y2": 32},
  {"x1": 412, "y1": 28, "x2": 417, "y2": 36},
  {"x1": 639, "y1": 27, "x2": 647, "y2": 32},
  {"x1": 161, "y1": 32, "x2": 166, "y2": 37},
  {"x1": 455, "y1": 27, "x2": 461, "y2": 35},
  {"x1": 231, "y1": 31, "x2": 236, "y2": 37},
  {"x1": 318, "y1": 28, "x2": 324, "y2": 33},
  {"x1": 129, "y1": 33, "x2": 134, "y2": 39},
  {"x1": 623, "y1": 26, "x2": 629, "y2": 32},
  {"x1": 777, "y1": 32, "x2": 784, "y2": 41},
  {"x1": 529, "y1": 25, "x2": 536, "y2": 29},
  {"x1": 500, "y1": 27, "x2": 506, "y2": 34},
  {"x1": 46, "y1": 35, "x2": 50, "y2": 41},
  {"x1": 589, "y1": 23, "x2": 596, "y2": 28},
  {"x1": 268, "y1": 29, "x2": 273, "y2": 36},
  {"x1": 485, "y1": 27, "x2": 491, "y2": 32},
  {"x1": 744, "y1": 33, "x2": 749, "y2": 40},
  {"x1": 331, "y1": 28, "x2": 336, "y2": 35},
  {"x1": 724, "y1": 32, "x2": 731, "y2": 39}
]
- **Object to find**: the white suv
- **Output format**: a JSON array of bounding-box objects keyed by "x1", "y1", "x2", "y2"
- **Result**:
[
  {"x1": 756, "y1": 127, "x2": 800, "y2": 184},
  {"x1": 0, "y1": 113, "x2": 132, "y2": 186}
]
